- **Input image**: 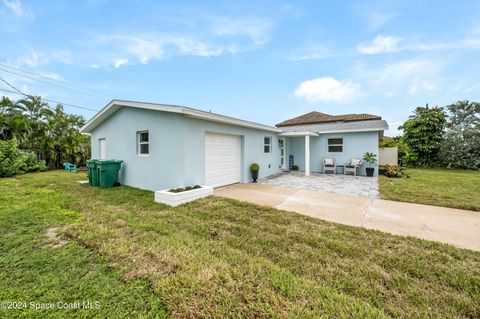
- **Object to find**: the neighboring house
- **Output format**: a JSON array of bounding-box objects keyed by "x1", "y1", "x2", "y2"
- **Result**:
[{"x1": 81, "y1": 100, "x2": 388, "y2": 191}]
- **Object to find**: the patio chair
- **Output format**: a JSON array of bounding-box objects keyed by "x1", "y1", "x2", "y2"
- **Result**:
[
  {"x1": 344, "y1": 159, "x2": 362, "y2": 176},
  {"x1": 323, "y1": 158, "x2": 336, "y2": 174},
  {"x1": 63, "y1": 162, "x2": 77, "y2": 173}
]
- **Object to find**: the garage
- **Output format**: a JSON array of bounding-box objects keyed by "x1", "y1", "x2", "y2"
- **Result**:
[{"x1": 205, "y1": 133, "x2": 241, "y2": 187}]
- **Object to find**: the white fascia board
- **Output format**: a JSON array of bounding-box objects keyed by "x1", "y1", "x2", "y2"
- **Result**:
[
  {"x1": 278, "y1": 131, "x2": 319, "y2": 137},
  {"x1": 80, "y1": 99, "x2": 281, "y2": 133},
  {"x1": 182, "y1": 109, "x2": 281, "y2": 133},
  {"x1": 315, "y1": 127, "x2": 388, "y2": 134}
]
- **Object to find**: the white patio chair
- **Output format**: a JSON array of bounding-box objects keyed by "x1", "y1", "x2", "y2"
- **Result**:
[
  {"x1": 345, "y1": 159, "x2": 362, "y2": 176},
  {"x1": 323, "y1": 158, "x2": 336, "y2": 174}
]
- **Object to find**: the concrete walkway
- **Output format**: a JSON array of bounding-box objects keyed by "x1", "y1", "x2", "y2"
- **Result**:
[{"x1": 215, "y1": 183, "x2": 480, "y2": 251}]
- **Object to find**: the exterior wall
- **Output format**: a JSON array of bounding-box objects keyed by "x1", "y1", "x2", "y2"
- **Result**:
[
  {"x1": 286, "y1": 131, "x2": 380, "y2": 176},
  {"x1": 91, "y1": 107, "x2": 186, "y2": 191},
  {"x1": 184, "y1": 117, "x2": 282, "y2": 186},
  {"x1": 90, "y1": 107, "x2": 282, "y2": 191}
]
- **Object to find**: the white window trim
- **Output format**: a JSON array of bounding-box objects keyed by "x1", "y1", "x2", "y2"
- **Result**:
[
  {"x1": 327, "y1": 137, "x2": 344, "y2": 154},
  {"x1": 264, "y1": 136, "x2": 272, "y2": 154},
  {"x1": 137, "y1": 130, "x2": 149, "y2": 156}
]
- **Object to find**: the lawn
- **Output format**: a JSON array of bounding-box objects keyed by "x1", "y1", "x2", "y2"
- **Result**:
[
  {"x1": 1, "y1": 171, "x2": 479, "y2": 318},
  {"x1": 379, "y1": 168, "x2": 480, "y2": 211}
]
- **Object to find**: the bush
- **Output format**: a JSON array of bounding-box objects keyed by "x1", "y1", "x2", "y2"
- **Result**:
[
  {"x1": 0, "y1": 139, "x2": 46, "y2": 177},
  {"x1": 250, "y1": 163, "x2": 259, "y2": 171},
  {"x1": 292, "y1": 165, "x2": 299, "y2": 171},
  {"x1": 383, "y1": 165, "x2": 408, "y2": 178}
]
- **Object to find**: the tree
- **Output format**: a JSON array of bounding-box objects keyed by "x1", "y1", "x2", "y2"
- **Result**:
[
  {"x1": 439, "y1": 101, "x2": 480, "y2": 169},
  {"x1": 399, "y1": 105, "x2": 446, "y2": 166},
  {"x1": 0, "y1": 95, "x2": 90, "y2": 170}
]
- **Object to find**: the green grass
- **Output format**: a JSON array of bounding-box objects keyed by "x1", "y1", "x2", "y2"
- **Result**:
[
  {"x1": 0, "y1": 172, "x2": 168, "y2": 318},
  {"x1": 1, "y1": 171, "x2": 480, "y2": 318},
  {"x1": 379, "y1": 168, "x2": 480, "y2": 211}
]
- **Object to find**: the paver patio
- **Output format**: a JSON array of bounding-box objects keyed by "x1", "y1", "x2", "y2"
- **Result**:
[{"x1": 259, "y1": 171, "x2": 379, "y2": 198}]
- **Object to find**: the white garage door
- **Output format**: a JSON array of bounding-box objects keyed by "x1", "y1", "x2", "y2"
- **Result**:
[{"x1": 205, "y1": 133, "x2": 241, "y2": 188}]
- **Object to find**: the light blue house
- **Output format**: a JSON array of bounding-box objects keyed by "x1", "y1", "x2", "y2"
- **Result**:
[{"x1": 81, "y1": 100, "x2": 388, "y2": 191}]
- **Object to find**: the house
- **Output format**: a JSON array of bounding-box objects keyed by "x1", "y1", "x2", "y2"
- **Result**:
[{"x1": 80, "y1": 100, "x2": 388, "y2": 191}]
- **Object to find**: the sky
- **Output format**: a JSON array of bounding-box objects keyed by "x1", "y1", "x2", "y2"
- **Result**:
[{"x1": 1, "y1": 0, "x2": 479, "y2": 135}]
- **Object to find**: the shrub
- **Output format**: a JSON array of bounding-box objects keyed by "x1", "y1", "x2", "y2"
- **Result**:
[
  {"x1": 250, "y1": 163, "x2": 259, "y2": 171},
  {"x1": 193, "y1": 185, "x2": 201, "y2": 189},
  {"x1": 383, "y1": 165, "x2": 408, "y2": 178},
  {"x1": 185, "y1": 186, "x2": 193, "y2": 191},
  {"x1": 292, "y1": 165, "x2": 299, "y2": 171},
  {"x1": 0, "y1": 139, "x2": 46, "y2": 177}
]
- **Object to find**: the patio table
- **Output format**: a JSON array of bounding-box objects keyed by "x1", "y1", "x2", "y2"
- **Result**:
[{"x1": 336, "y1": 165, "x2": 344, "y2": 174}]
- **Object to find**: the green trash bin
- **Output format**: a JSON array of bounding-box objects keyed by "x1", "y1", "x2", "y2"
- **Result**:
[
  {"x1": 97, "y1": 160, "x2": 123, "y2": 189},
  {"x1": 86, "y1": 159, "x2": 99, "y2": 187}
]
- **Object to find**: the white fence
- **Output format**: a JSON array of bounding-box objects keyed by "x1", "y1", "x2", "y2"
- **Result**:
[{"x1": 379, "y1": 147, "x2": 398, "y2": 166}]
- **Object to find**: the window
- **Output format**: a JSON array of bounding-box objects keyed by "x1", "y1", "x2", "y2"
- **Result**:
[
  {"x1": 327, "y1": 138, "x2": 343, "y2": 153},
  {"x1": 137, "y1": 131, "x2": 149, "y2": 155},
  {"x1": 264, "y1": 136, "x2": 272, "y2": 153}
]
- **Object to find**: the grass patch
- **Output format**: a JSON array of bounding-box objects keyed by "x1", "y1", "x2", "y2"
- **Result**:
[
  {"x1": 1, "y1": 171, "x2": 480, "y2": 318},
  {"x1": 0, "y1": 172, "x2": 168, "y2": 318},
  {"x1": 379, "y1": 168, "x2": 480, "y2": 211}
]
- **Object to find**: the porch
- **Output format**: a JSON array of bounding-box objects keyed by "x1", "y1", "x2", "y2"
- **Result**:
[{"x1": 259, "y1": 171, "x2": 379, "y2": 198}]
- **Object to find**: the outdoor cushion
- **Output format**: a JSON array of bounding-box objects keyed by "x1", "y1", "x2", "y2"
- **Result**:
[
  {"x1": 324, "y1": 158, "x2": 334, "y2": 166},
  {"x1": 345, "y1": 165, "x2": 355, "y2": 168},
  {"x1": 350, "y1": 159, "x2": 361, "y2": 166}
]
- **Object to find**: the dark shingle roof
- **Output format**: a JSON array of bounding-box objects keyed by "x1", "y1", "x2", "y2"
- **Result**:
[{"x1": 276, "y1": 111, "x2": 381, "y2": 127}]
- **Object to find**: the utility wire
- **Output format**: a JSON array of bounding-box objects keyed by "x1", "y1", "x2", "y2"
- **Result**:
[
  {"x1": 0, "y1": 66, "x2": 108, "y2": 100},
  {"x1": 0, "y1": 76, "x2": 98, "y2": 112}
]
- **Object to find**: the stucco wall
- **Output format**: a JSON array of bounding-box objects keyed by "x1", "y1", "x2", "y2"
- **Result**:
[
  {"x1": 91, "y1": 107, "x2": 187, "y2": 191},
  {"x1": 286, "y1": 131, "x2": 380, "y2": 176},
  {"x1": 90, "y1": 106, "x2": 282, "y2": 191}
]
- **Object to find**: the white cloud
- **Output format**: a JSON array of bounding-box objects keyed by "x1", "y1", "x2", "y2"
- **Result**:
[
  {"x1": 355, "y1": 58, "x2": 442, "y2": 97},
  {"x1": 96, "y1": 34, "x2": 227, "y2": 66},
  {"x1": 7, "y1": 49, "x2": 73, "y2": 68},
  {"x1": 2, "y1": 0, "x2": 33, "y2": 18},
  {"x1": 294, "y1": 77, "x2": 361, "y2": 103},
  {"x1": 39, "y1": 72, "x2": 62, "y2": 80},
  {"x1": 209, "y1": 16, "x2": 273, "y2": 45},
  {"x1": 113, "y1": 58, "x2": 128, "y2": 68},
  {"x1": 285, "y1": 46, "x2": 332, "y2": 61},
  {"x1": 357, "y1": 35, "x2": 401, "y2": 54}
]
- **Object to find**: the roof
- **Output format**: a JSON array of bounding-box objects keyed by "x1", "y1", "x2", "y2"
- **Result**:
[
  {"x1": 80, "y1": 99, "x2": 282, "y2": 133},
  {"x1": 280, "y1": 119, "x2": 389, "y2": 134},
  {"x1": 276, "y1": 111, "x2": 382, "y2": 127}
]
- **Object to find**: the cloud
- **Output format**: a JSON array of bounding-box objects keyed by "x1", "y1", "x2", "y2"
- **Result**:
[
  {"x1": 7, "y1": 49, "x2": 73, "y2": 68},
  {"x1": 362, "y1": 11, "x2": 397, "y2": 29},
  {"x1": 294, "y1": 77, "x2": 361, "y2": 103},
  {"x1": 358, "y1": 32, "x2": 480, "y2": 55},
  {"x1": 113, "y1": 58, "x2": 128, "y2": 68},
  {"x1": 39, "y1": 72, "x2": 62, "y2": 80},
  {"x1": 2, "y1": 0, "x2": 33, "y2": 18},
  {"x1": 285, "y1": 46, "x2": 332, "y2": 61},
  {"x1": 208, "y1": 16, "x2": 273, "y2": 45},
  {"x1": 357, "y1": 35, "x2": 401, "y2": 54},
  {"x1": 98, "y1": 34, "x2": 224, "y2": 66},
  {"x1": 355, "y1": 57, "x2": 442, "y2": 97}
]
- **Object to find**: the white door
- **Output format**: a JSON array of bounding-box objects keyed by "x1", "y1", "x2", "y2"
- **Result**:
[
  {"x1": 99, "y1": 138, "x2": 107, "y2": 159},
  {"x1": 279, "y1": 138, "x2": 286, "y2": 169},
  {"x1": 205, "y1": 133, "x2": 241, "y2": 188}
]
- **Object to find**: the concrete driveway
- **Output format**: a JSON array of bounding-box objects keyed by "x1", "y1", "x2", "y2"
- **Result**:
[{"x1": 215, "y1": 183, "x2": 480, "y2": 251}]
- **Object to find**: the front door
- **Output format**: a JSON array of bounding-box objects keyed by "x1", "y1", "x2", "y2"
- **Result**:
[{"x1": 279, "y1": 138, "x2": 286, "y2": 170}]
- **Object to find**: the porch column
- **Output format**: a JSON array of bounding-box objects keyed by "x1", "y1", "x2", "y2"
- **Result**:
[{"x1": 305, "y1": 135, "x2": 310, "y2": 176}]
